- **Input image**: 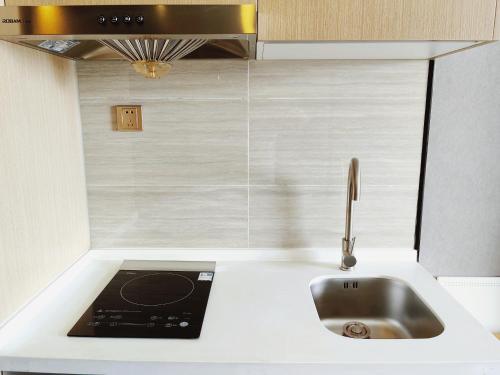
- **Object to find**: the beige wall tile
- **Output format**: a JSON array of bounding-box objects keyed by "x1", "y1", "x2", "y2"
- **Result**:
[
  {"x1": 247, "y1": 59, "x2": 426, "y2": 249},
  {"x1": 249, "y1": 186, "x2": 417, "y2": 249},
  {"x1": 82, "y1": 100, "x2": 248, "y2": 186},
  {"x1": 89, "y1": 186, "x2": 248, "y2": 248},
  {"x1": 250, "y1": 98, "x2": 425, "y2": 186},
  {"x1": 79, "y1": 59, "x2": 250, "y2": 248},
  {"x1": 249, "y1": 60, "x2": 428, "y2": 100},
  {"x1": 78, "y1": 60, "x2": 248, "y2": 102},
  {"x1": 78, "y1": 59, "x2": 427, "y2": 249}
]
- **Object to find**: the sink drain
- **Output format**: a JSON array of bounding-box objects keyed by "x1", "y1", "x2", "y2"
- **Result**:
[{"x1": 342, "y1": 321, "x2": 371, "y2": 339}]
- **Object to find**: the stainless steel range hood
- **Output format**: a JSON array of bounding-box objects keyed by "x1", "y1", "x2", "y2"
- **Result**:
[{"x1": 0, "y1": 5, "x2": 256, "y2": 78}]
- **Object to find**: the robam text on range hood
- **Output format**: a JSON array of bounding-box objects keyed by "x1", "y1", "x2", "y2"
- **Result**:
[{"x1": 0, "y1": 5, "x2": 256, "y2": 78}]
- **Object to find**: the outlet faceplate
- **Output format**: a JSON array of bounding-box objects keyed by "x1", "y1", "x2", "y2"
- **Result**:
[{"x1": 114, "y1": 105, "x2": 142, "y2": 131}]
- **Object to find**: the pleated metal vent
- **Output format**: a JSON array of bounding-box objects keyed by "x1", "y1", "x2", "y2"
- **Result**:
[
  {"x1": 98, "y1": 39, "x2": 207, "y2": 78},
  {"x1": 100, "y1": 39, "x2": 206, "y2": 63}
]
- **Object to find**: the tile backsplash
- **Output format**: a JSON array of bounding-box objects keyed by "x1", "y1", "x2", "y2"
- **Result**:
[{"x1": 78, "y1": 59, "x2": 428, "y2": 249}]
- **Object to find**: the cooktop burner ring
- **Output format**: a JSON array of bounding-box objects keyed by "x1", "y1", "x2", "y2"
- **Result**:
[{"x1": 119, "y1": 272, "x2": 195, "y2": 307}]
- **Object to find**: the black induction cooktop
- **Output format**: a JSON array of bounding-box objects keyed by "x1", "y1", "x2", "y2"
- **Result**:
[{"x1": 68, "y1": 261, "x2": 215, "y2": 339}]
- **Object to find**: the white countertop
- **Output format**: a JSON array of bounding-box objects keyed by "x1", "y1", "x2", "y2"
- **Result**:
[{"x1": 0, "y1": 248, "x2": 499, "y2": 375}]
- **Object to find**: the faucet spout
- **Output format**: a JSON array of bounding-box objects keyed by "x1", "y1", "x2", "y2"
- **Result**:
[{"x1": 341, "y1": 158, "x2": 360, "y2": 271}]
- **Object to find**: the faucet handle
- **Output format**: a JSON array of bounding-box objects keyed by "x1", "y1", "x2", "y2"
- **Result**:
[
  {"x1": 349, "y1": 236, "x2": 356, "y2": 253},
  {"x1": 340, "y1": 237, "x2": 357, "y2": 270},
  {"x1": 346, "y1": 237, "x2": 357, "y2": 268}
]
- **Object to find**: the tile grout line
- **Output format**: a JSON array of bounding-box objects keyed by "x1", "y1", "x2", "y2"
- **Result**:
[
  {"x1": 79, "y1": 97, "x2": 247, "y2": 103},
  {"x1": 247, "y1": 60, "x2": 251, "y2": 249},
  {"x1": 86, "y1": 184, "x2": 418, "y2": 189},
  {"x1": 79, "y1": 96, "x2": 424, "y2": 104}
]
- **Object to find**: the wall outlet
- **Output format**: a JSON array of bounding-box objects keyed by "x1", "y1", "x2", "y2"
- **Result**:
[{"x1": 114, "y1": 105, "x2": 142, "y2": 131}]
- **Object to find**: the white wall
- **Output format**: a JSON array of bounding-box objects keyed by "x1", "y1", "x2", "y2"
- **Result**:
[
  {"x1": 0, "y1": 41, "x2": 90, "y2": 324},
  {"x1": 420, "y1": 42, "x2": 500, "y2": 276}
]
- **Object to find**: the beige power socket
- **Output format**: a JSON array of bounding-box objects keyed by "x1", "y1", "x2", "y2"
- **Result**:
[{"x1": 114, "y1": 105, "x2": 142, "y2": 131}]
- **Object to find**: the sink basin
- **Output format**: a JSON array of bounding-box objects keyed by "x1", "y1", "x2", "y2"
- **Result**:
[{"x1": 310, "y1": 277, "x2": 444, "y2": 339}]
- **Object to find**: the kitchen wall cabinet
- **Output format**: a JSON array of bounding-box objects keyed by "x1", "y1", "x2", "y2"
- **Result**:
[
  {"x1": 5, "y1": 0, "x2": 255, "y2": 5},
  {"x1": 258, "y1": 0, "x2": 497, "y2": 41}
]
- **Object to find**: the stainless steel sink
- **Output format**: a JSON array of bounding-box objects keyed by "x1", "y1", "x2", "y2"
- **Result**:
[{"x1": 310, "y1": 277, "x2": 444, "y2": 339}]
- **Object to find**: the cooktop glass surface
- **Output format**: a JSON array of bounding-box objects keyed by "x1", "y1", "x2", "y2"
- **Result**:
[{"x1": 68, "y1": 268, "x2": 214, "y2": 339}]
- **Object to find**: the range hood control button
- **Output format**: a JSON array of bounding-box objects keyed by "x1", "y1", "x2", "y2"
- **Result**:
[
  {"x1": 136, "y1": 15, "x2": 144, "y2": 24},
  {"x1": 110, "y1": 16, "x2": 119, "y2": 24},
  {"x1": 123, "y1": 15, "x2": 132, "y2": 24},
  {"x1": 97, "y1": 15, "x2": 106, "y2": 24}
]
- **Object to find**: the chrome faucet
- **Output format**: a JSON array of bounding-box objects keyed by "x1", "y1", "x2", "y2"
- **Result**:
[{"x1": 340, "y1": 158, "x2": 360, "y2": 271}]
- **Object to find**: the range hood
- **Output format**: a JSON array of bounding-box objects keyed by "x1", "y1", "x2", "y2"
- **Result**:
[{"x1": 0, "y1": 5, "x2": 256, "y2": 78}]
